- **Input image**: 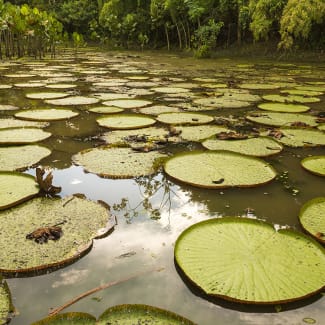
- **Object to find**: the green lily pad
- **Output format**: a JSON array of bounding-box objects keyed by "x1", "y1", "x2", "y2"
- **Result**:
[
  {"x1": 0, "y1": 195, "x2": 112, "y2": 274},
  {"x1": 281, "y1": 89, "x2": 323, "y2": 97},
  {"x1": 258, "y1": 103, "x2": 310, "y2": 113},
  {"x1": 45, "y1": 84, "x2": 77, "y2": 89},
  {"x1": 246, "y1": 112, "x2": 318, "y2": 127},
  {"x1": 73, "y1": 147, "x2": 166, "y2": 178},
  {"x1": 0, "y1": 105, "x2": 19, "y2": 111},
  {"x1": 101, "y1": 99, "x2": 152, "y2": 109},
  {"x1": 164, "y1": 151, "x2": 276, "y2": 188},
  {"x1": 0, "y1": 127, "x2": 52, "y2": 144},
  {"x1": 15, "y1": 109, "x2": 79, "y2": 121},
  {"x1": 45, "y1": 96, "x2": 100, "y2": 106},
  {"x1": 318, "y1": 124, "x2": 325, "y2": 131},
  {"x1": 299, "y1": 197, "x2": 325, "y2": 244},
  {"x1": 97, "y1": 304, "x2": 196, "y2": 325},
  {"x1": 31, "y1": 305, "x2": 195, "y2": 325},
  {"x1": 152, "y1": 86, "x2": 190, "y2": 93},
  {"x1": 239, "y1": 83, "x2": 280, "y2": 90},
  {"x1": 31, "y1": 312, "x2": 96, "y2": 325},
  {"x1": 0, "y1": 277, "x2": 12, "y2": 324},
  {"x1": 0, "y1": 145, "x2": 51, "y2": 171},
  {"x1": 301, "y1": 156, "x2": 325, "y2": 176},
  {"x1": 26, "y1": 92, "x2": 69, "y2": 100},
  {"x1": 93, "y1": 93, "x2": 134, "y2": 100},
  {"x1": 0, "y1": 172, "x2": 39, "y2": 210},
  {"x1": 262, "y1": 94, "x2": 320, "y2": 104},
  {"x1": 101, "y1": 127, "x2": 171, "y2": 145},
  {"x1": 157, "y1": 112, "x2": 213, "y2": 125},
  {"x1": 97, "y1": 114, "x2": 156, "y2": 130},
  {"x1": 0, "y1": 85, "x2": 12, "y2": 89},
  {"x1": 202, "y1": 137, "x2": 283, "y2": 157},
  {"x1": 0, "y1": 118, "x2": 48, "y2": 129},
  {"x1": 294, "y1": 85, "x2": 325, "y2": 92},
  {"x1": 175, "y1": 217, "x2": 325, "y2": 304},
  {"x1": 277, "y1": 128, "x2": 325, "y2": 147},
  {"x1": 138, "y1": 105, "x2": 182, "y2": 115},
  {"x1": 88, "y1": 106, "x2": 124, "y2": 114},
  {"x1": 175, "y1": 125, "x2": 229, "y2": 142},
  {"x1": 14, "y1": 82, "x2": 46, "y2": 88}
]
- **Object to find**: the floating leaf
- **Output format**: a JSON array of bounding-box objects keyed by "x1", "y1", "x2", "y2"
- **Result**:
[
  {"x1": 157, "y1": 112, "x2": 213, "y2": 125},
  {"x1": 301, "y1": 156, "x2": 325, "y2": 176},
  {"x1": 175, "y1": 125, "x2": 229, "y2": 142},
  {"x1": 138, "y1": 105, "x2": 182, "y2": 115},
  {"x1": 0, "y1": 105, "x2": 19, "y2": 111},
  {"x1": 281, "y1": 89, "x2": 323, "y2": 97},
  {"x1": 31, "y1": 312, "x2": 96, "y2": 325},
  {"x1": 0, "y1": 127, "x2": 51, "y2": 144},
  {"x1": 88, "y1": 106, "x2": 124, "y2": 114},
  {"x1": 175, "y1": 217, "x2": 325, "y2": 304},
  {"x1": 239, "y1": 83, "x2": 280, "y2": 90},
  {"x1": 97, "y1": 114, "x2": 156, "y2": 130},
  {"x1": 45, "y1": 96, "x2": 100, "y2": 106},
  {"x1": 97, "y1": 304, "x2": 196, "y2": 325},
  {"x1": 26, "y1": 92, "x2": 69, "y2": 100},
  {"x1": 164, "y1": 151, "x2": 276, "y2": 188},
  {"x1": 202, "y1": 137, "x2": 283, "y2": 157},
  {"x1": 152, "y1": 86, "x2": 190, "y2": 93},
  {"x1": 246, "y1": 112, "x2": 318, "y2": 127},
  {"x1": 0, "y1": 172, "x2": 39, "y2": 210},
  {"x1": 299, "y1": 197, "x2": 325, "y2": 244},
  {"x1": 92, "y1": 93, "x2": 134, "y2": 100},
  {"x1": 0, "y1": 145, "x2": 51, "y2": 171},
  {"x1": 14, "y1": 82, "x2": 46, "y2": 88},
  {"x1": 15, "y1": 109, "x2": 79, "y2": 121},
  {"x1": 277, "y1": 128, "x2": 325, "y2": 147},
  {"x1": 262, "y1": 94, "x2": 320, "y2": 104},
  {"x1": 45, "y1": 84, "x2": 77, "y2": 89},
  {"x1": 0, "y1": 195, "x2": 112, "y2": 274},
  {"x1": 102, "y1": 99, "x2": 152, "y2": 109},
  {"x1": 258, "y1": 103, "x2": 310, "y2": 113},
  {"x1": 73, "y1": 147, "x2": 166, "y2": 178},
  {"x1": 0, "y1": 276, "x2": 12, "y2": 324}
]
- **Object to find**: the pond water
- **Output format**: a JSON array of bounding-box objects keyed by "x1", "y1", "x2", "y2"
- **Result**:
[{"x1": 0, "y1": 50, "x2": 324, "y2": 324}]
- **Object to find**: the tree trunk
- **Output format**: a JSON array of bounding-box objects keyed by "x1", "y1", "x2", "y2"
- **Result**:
[
  {"x1": 164, "y1": 24, "x2": 170, "y2": 51},
  {"x1": 175, "y1": 22, "x2": 182, "y2": 49}
]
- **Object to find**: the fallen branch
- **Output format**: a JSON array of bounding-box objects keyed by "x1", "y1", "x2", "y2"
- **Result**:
[{"x1": 48, "y1": 267, "x2": 164, "y2": 316}]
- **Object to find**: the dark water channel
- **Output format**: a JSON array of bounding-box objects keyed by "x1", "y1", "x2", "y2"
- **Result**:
[{"x1": 0, "y1": 50, "x2": 324, "y2": 324}]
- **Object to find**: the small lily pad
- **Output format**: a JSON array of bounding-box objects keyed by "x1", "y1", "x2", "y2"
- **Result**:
[
  {"x1": 101, "y1": 99, "x2": 152, "y2": 109},
  {"x1": 246, "y1": 112, "x2": 318, "y2": 127},
  {"x1": 301, "y1": 156, "x2": 325, "y2": 176},
  {"x1": 45, "y1": 96, "x2": 100, "y2": 106},
  {"x1": 26, "y1": 92, "x2": 69, "y2": 100},
  {"x1": 202, "y1": 137, "x2": 283, "y2": 157},
  {"x1": 258, "y1": 103, "x2": 310, "y2": 113},
  {"x1": 97, "y1": 114, "x2": 156, "y2": 130},
  {"x1": 262, "y1": 94, "x2": 320, "y2": 104},
  {"x1": 277, "y1": 128, "x2": 325, "y2": 147},
  {"x1": 0, "y1": 172, "x2": 39, "y2": 210},
  {"x1": 15, "y1": 109, "x2": 79, "y2": 121},
  {"x1": 0, "y1": 127, "x2": 52, "y2": 144},
  {"x1": 0, "y1": 145, "x2": 51, "y2": 171},
  {"x1": 157, "y1": 112, "x2": 213, "y2": 125},
  {"x1": 175, "y1": 217, "x2": 325, "y2": 304},
  {"x1": 164, "y1": 151, "x2": 276, "y2": 188},
  {"x1": 97, "y1": 304, "x2": 196, "y2": 324},
  {"x1": 299, "y1": 197, "x2": 325, "y2": 244},
  {"x1": 73, "y1": 146, "x2": 166, "y2": 178},
  {"x1": 0, "y1": 195, "x2": 112, "y2": 274},
  {"x1": 0, "y1": 276, "x2": 12, "y2": 324}
]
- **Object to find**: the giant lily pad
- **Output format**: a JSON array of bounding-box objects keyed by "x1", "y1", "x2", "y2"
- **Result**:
[
  {"x1": 97, "y1": 114, "x2": 156, "y2": 130},
  {"x1": 0, "y1": 172, "x2": 39, "y2": 210},
  {"x1": 152, "y1": 86, "x2": 190, "y2": 93},
  {"x1": 0, "y1": 127, "x2": 51, "y2": 144},
  {"x1": 0, "y1": 195, "x2": 112, "y2": 274},
  {"x1": 164, "y1": 151, "x2": 276, "y2": 188},
  {"x1": 175, "y1": 217, "x2": 325, "y2": 304},
  {"x1": 157, "y1": 112, "x2": 213, "y2": 125},
  {"x1": 299, "y1": 198, "x2": 325, "y2": 244},
  {"x1": 102, "y1": 99, "x2": 152, "y2": 109},
  {"x1": 31, "y1": 304, "x2": 195, "y2": 325},
  {"x1": 26, "y1": 92, "x2": 69, "y2": 100},
  {"x1": 88, "y1": 106, "x2": 124, "y2": 114},
  {"x1": 0, "y1": 145, "x2": 51, "y2": 171},
  {"x1": 45, "y1": 96, "x2": 100, "y2": 106},
  {"x1": 281, "y1": 89, "x2": 323, "y2": 97},
  {"x1": 246, "y1": 112, "x2": 318, "y2": 127},
  {"x1": 202, "y1": 137, "x2": 283, "y2": 157},
  {"x1": 15, "y1": 109, "x2": 79, "y2": 121},
  {"x1": 0, "y1": 105, "x2": 19, "y2": 111},
  {"x1": 0, "y1": 277, "x2": 12, "y2": 324},
  {"x1": 277, "y1": 128, "x2": 325, "y2": 147},
  {"x1": 262, "y1": 94, "x2": 320, "y2": 104},
  {"x1": 175, "y1": 125, "x2": 229, "y2": 142},
  {"x1": 73, "y1": 147, "x2": 166, "y2": 178},
  {"x1": 258, "y1": 103, "x2": 310, "y2": 113},
  {"x1": 138, "y1": 105, "x2": 182, "y2": 115},
  {"x1": 301, "y1": 156, "x2": 325, "y2": 176},
  {"x1": 239, "y1": 83, "x2": 280, "y2": 90},
  {"x1": 0, "y1": 118, "x2": 48, "y2": 129}
]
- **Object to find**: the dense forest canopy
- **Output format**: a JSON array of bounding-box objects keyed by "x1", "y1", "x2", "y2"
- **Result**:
[{"x1": 1, "y1": 0, "x2": 325, "y2": 58}]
